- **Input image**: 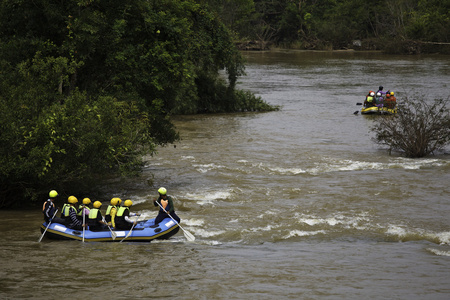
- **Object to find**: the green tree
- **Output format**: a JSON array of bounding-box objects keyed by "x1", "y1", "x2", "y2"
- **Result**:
[
  {"x1": 0, "y1": 55, "x2": 154, "y2": 207},
  {"x1": 197, "y1": 0, "x2": 256, "y2": 38},
  {"x1": 1, "y1": 0, "x2": 275, "y2": 207},
  {"x1": 405, "y1": 0, "x2": 450, "y2": 42},
  {"x1": 224, "y1": 0, "x2": 449, "y2": 50}
]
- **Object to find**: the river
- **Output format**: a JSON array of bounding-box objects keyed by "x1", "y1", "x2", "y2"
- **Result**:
[{"x1": 1, "y1": 50, "x2": 449, "y2": 299}]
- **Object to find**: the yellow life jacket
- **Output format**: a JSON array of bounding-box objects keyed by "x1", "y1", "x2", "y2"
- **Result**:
[
  {"x1": 77, "y1": 205, "x2": 90, "y2": 216},
  {"x1": 117, "y1": 207, "x2": 129, "y2": 217},
  {"x1": 62, "y1": 204, "x2": 71, "y2": 217},
  {"x1": 105, "y1": 205, "x2": 116, "y2": 216},
  {"x1": 89, "y1": 208, "x2": 99, "y2": 219}
]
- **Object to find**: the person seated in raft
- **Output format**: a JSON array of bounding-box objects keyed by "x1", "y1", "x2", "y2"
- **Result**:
[
  {"x1": 87, "y1": 201, "x2": 108, "y2": 231},
  {"x1": 384, "y1": 91, "x2": 395, "y2": 109},
  {"x1": 375, "y1": 92, "x2": 384, "y2": 107},
  {"x1": 105, "y1": 197, "x2": 121, "y2": 229},
  {"x1": 60, "y1": 196, "x2": 77, "y2": 221},
  {"x1": 153, "y1": 187, "x2": 180, "y2": 225},
  {"x1": 364, "y1": 91, "x2": 375, "y2": 107},
  {"x1": 77, "y1": 198, "x2": 91, "y2": 222},
  {"x1": 115, "y1": 200, "x2": 140, "y2": 230},
  {"x1": 42, "y1": 190, "x2": 65, "y2": 225},
  {"x1": 389, "y1": 91, "x2": 396, "y2": 108},
  {"x1": 65, "y1": 196, "x2": 85, "y2": 230}
]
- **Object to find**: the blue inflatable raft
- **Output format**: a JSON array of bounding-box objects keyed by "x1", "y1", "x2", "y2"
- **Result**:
[{"x1": 40, "y1": 218, "x2": 180, "y2": 242}]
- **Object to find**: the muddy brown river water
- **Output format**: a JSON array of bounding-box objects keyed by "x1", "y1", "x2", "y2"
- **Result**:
[{"x1": 1, "y1": 50, "x2": 449, "y2": 299}]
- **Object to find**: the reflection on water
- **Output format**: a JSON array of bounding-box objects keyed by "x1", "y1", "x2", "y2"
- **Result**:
[{"x1": 2, "y1": 51, "x2": 450, "y2": 299}]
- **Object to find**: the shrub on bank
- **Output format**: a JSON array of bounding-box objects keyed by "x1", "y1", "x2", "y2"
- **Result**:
[{"x1": 371, "y1": 97, "x2": 450, "y2": 158}]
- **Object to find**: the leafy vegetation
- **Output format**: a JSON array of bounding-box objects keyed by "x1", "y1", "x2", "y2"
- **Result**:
[
  {"x1": 204, "y1": 0, "x2": 450, "y2": 52},
  {"x1": 372, "y1": 97, "x2": 450, "y2": 158},
  {"x1": 0, "y1": 0, "x2": 277, "y2": 208}
]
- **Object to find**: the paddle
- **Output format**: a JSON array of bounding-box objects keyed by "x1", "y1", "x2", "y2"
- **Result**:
[
  {"x1": 353, "y1": 102, "x2": 363, "y2": 114},
  {"x1": 119, "y1": 216, "x2": 139, "y2": 243},
  {"x1": 102, "y1": 216, "x2": 117, "y2": 240},
  {"x1": 38, "y1": 209, "x2": 58, "y2": 242},
  {"x1": 82, "y1": 205, "x2": 86, "y2": 243},
  {"x1": 156, "y1": 201, "x2": 195, "y2": 242}
]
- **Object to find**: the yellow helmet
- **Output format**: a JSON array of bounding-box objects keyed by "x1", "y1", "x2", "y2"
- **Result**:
[
  {"x1": 68, "y1": 196, "x2": 78, "y2": 204},
  {"x1": 110, "y1": 198, "x2": 119, "y2": 206},
  {"x1": 49, "y1": 190, "x2": 58, "y2": 198},
  {"x1": 390, "y1": 92, "x2": 394, "y2": 96},
  {"x1": 124, "y1": 199, "x2": 133, "y2": 207},
  {"x1": 82, "y1": 198, "x2": 91, "y2": 205},
  {"x1": 158, "y1": 187, "x2": 167, "y2": 195},
  {"x1": 93, "y1": 201, "x2": 102, "y2": 209}
]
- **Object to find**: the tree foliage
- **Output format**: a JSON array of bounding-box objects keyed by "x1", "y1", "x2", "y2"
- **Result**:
[
  {"x1": 0, "y1": 0, "x2": 276, "y2": 207},
  {"x1": 372, "y1": 97, "x2": 450, "y2": 158},
  {"x1": 204, "y1": 0, "x2": 450, "y2": 50}
]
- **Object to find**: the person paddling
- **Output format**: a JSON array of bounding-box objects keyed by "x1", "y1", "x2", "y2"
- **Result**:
[
  {"x1": 153, "y1": 187, "x2": 180, "y2": 225},
  {"x1": 42, "y1": 190, "x2": 58, "y2": 223},
  {"x1": 88, "y1": 201, "x2": 108, "y2": 231},
  {"x1": 115, "y1": 200, "x2": 140, "y2": 230}
]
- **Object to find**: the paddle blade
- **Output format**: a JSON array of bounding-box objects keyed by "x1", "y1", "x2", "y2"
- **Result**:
[
  {"x1": 184, "y1": 230, "x2": 195, "y2": 242},
  {"x1": 111, "y1": 231, "x2": 117, "y2": 240}
]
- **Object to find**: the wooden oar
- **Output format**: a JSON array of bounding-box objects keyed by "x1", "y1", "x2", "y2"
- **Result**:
[
  {"x1": 156, "y1": 201, "x2": 195, "y2": 242},
  {"x1": 38, "y1": 209, "x2": 58, "y2": 242}
]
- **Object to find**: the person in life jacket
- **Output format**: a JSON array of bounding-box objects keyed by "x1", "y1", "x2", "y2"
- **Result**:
[
  {"x1": 88, "y1": 201, "x2": 108, "y2": 231},
  {"x1": 389, "y1": 91, "x2": 397, "y2": 108},
  {"x1": 65, "y1": 196, "x2": 85, "y2": 230},
  {"x1": 153, "y1": 187, "x2": 180, "y2": 225},
  {"x1": 77, "y1": 198, "x2": 91, "y2": 223},
  {"x1": 364, "y1": 91, "x2": 376, "y2": 108},
  {"x1": 115, "y1": 200, "x2": 140, "y2": 230},
  {"x1": 42, "y1": 190, "x2": 59, "y2": 223},
  {"x1": 384, "y1": 91, "x2": 393, "y2": 109},
  {"x1": 375, "y1": 92, "x2": 384, "y2": 106},
  {"x1": 61, "y1": 196, "x2": 77, "y2": 220},
  {"x1": 105, "y1": 197, "x2": 121, "y2": 228}
]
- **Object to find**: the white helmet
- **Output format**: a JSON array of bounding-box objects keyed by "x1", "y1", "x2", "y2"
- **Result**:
[
  {"x1": 376, "y1": 92, "x2": 381, "y2": 97},
  {"x1": 370, "y1": 92, "x2": 375, "y2": 96}
]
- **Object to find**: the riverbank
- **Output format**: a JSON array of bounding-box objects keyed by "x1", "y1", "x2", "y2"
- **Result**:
[{"x1": 236, "y1": 38, "x2": 450, "y2": 55}]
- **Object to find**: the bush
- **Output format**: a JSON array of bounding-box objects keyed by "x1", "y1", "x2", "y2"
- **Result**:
[{"x1": 372, "y1": 97, "x2": 450, "y2": 157}]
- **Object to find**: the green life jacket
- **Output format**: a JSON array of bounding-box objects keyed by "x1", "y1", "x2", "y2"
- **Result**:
[
  {"x1": 77, "y1": 205, "x2": 90, "y2": 216},
  {"x1": 105, "y1": 205, "x2": 116, "y2": 216},
  {"x1": 116, "y1": 207, "x2": 129, "y2": 217},
  {"x1": 62, "y1": 204, "x2": 71, "y2": 217},
  {"x1": 89, "y1": 208, "x2": 99, "y2": 220}
]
